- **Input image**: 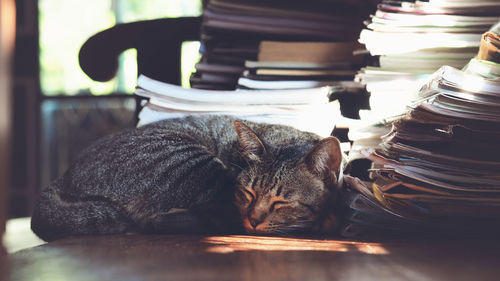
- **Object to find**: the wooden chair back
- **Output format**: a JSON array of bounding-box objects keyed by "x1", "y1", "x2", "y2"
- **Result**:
[{"x1": 79, "y1": 17, "x2": 201, "y2": 85}]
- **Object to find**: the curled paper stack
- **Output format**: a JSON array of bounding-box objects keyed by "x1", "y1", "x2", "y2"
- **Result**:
[{"x1": 342, "y1": 19, "x2": 500, "y2": 237}]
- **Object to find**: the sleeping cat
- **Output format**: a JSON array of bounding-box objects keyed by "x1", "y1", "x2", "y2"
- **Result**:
[{"x1": 31, "y1": 115, "x2": 343, "y2": 241}]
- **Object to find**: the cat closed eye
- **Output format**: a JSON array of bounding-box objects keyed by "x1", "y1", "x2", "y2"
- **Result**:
[
  {"x1": 270, "y1": 201, "x2": 287, "y2": 212},
  {"x1": 241, "y1": 188, "x2": 255, "y2": 201}
]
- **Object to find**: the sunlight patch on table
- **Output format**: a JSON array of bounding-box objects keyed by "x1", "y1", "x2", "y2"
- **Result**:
[{"x1": 202, "y1": 235, "x2": 389, "y2": 255}]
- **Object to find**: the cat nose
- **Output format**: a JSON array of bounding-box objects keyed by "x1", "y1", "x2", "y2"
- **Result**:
[{"x1": 249, "y1": 216, "x2": 264, "y2": 228}]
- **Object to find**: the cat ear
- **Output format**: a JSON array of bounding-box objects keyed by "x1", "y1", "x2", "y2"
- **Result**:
[
  {"x1": 304, "y1": 137, "x2": 342, "y2": 180},
  {"x1": 234, "y1": 121, "x2": 266, "y2": 162}
]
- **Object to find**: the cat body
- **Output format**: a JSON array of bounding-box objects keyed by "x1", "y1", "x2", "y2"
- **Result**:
[{"x1": 31, "y1": 115, "x2": 343, "y2": 241}]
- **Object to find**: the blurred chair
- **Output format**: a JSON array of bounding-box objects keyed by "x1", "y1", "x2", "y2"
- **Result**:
[{"x1": 79, "y1": 17, "x2": 201, "y2": 86}]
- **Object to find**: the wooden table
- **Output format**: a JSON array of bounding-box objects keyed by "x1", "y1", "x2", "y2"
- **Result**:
[{"x1": 6, "y1": 234, "x2": 500, "y2": 281}]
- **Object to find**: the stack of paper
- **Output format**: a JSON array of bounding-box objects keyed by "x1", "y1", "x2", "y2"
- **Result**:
[
  {"x1": 355, "y1": 0, "x2": 500, "y2": 124},
  {"x1": 342, "y1": 29, "x2": 500, "y2": 237},
  {"x1": 135, "y1": 75, "x2": 341, "y2": 137},
  {"x1": 190, "y1": 0, "x2": 377, "y2": 90}
]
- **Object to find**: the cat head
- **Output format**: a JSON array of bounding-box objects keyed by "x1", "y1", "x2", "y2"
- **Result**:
[{"x1": 233, "y1": 121, "x2": 342, "y2": 235}]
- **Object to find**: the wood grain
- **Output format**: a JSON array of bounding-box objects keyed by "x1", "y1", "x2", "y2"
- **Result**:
[{"x1": 7, "y1": 234, "x2": 500, "y2": 281}]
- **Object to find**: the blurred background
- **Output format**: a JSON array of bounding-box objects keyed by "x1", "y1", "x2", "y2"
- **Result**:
[{"x1": 7, "y1": 0, "x2": 202, "y2": 222}]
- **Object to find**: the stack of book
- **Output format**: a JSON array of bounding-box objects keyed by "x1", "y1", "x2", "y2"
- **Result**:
[
  {"x1": 134, "y1": 75, "x2": 341, "y2": 137},
  {"x1": 355, "y1": 0, "x2": 500, "y2": 123},
  {"x1": 190, "y1": 0, "x2": 377, "y2": 90},
  {"x1": 341, "y1": 28, "x2": 500, "y2": 237},
  {"x1": 236, "y1": 41, "x2": 364, "y2": 91}
]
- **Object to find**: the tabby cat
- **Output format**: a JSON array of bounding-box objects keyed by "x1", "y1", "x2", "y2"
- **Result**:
[{"x1": 31, "y1": 115, "x2": 343, "y2": 241}]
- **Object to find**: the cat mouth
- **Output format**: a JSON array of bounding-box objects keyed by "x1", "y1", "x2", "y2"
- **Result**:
[
  {"x1": 245, "y1": 228, "x2": 275, "y2": 235},
  {"x1": 242, "y1": 217, "x2": 271, "y2": 234}
]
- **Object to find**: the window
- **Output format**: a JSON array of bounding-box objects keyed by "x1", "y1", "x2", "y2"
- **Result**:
[{"x1": 39, "y1": 0, "x2": 202, "y2": 96}]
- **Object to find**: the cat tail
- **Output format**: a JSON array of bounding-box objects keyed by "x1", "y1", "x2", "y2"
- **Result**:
[{"x1": 31, "y1": 177, "x2": 132, "y2": 242}]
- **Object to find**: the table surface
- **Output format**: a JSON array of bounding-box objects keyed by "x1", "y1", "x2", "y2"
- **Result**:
[{"x1": 5, "y1": 234, "x2": 500, "y2": 281}]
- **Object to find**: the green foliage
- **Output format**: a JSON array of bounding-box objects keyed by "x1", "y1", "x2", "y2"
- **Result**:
[{"x1": 39, "y1": 0, "x2": 202, "y2": 96}]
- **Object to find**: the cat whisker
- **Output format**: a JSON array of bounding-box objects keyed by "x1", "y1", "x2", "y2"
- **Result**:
[
  {"x1": 262, "y1": 223, "x2": 311, "y2": 235},
  {"x1": 229, "y1": 161, "x2": 244, "y2": 171}
]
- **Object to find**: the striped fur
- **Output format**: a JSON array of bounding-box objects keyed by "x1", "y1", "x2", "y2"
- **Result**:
[{"x1": 31, "y1": 115, "x2": 342, "y2": 241}]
